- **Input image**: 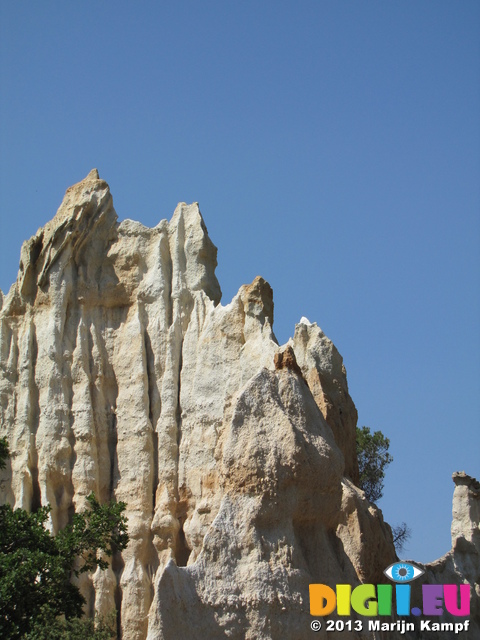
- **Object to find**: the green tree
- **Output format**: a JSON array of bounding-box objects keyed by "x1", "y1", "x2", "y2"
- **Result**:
[
  {"x1": 356, "y1": 426, "x2": 393, "y2": 503},
  {"x1": 356, "y1": 427, "x2": 412, "y2": 554},
  {"x1": 0, "y1": 437, "x2": 9, "y2": 470},
  {"x1": 23, "y1": 607, "x2": 116, "y2": 640},
  {"x1": 0, "y1": 440, "x2": 128, "y2": 639}
]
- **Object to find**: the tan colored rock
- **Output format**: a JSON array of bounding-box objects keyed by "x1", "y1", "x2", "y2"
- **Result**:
[
  {"x1": 451, "y1": 472, "x2": 480, "y2": 551},
  {"x1": 149, "y1": 367, "x2": 345, "y2": 640},
  {"x1": 274, "y1": 343, "x2": 303, "y2": 377},
  {"x1": 292, "y1": 319, "x2": 359, "y2": 482},
  {"x1": 335, "y1": 478, "x2": 397, "y2": 584},
  {"x1": 1, "y1": 171, "x2": 476, "y2": 639},
  {"x1": 404, "y1": 474, "x2": 480, "y2": 640}
]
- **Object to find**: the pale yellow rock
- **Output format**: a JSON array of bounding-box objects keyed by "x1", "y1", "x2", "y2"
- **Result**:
[
  {"x1": 451, "y1": 472, "x2": 480, "y2": 550},
  {"x1": 292, "y1": 320, "x2": 359, "y2": 482},
  {"x1": 1, "y1": 171, "x2": 477, "y2": 640},
  {"x1": 406, "y1": 473, "x2": 480, "y2": 640}
]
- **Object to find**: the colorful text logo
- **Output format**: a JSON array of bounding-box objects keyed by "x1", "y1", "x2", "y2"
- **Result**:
[{"x1": 309, "y1": 562, "x2": 470, "y2": 618}]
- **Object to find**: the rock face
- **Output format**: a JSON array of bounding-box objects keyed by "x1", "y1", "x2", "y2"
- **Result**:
[
  {"x1": 0, "y1": 171, "x2": 477, "y2": 639},
  {"x1": 411, "y1": 473, "x2": 480, "y2": 639}
]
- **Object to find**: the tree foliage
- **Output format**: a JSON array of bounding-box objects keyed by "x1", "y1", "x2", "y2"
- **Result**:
[
  {"x1": 356, "y1": 426, "x2": 393, "y2": 503},
  {"x1": 23, "y1": 607, "x2": 116, "y2": 640},
  {"x1": 0, "y1": 437, "x2": 9, "y2": 470},
  {"x1": 0, "y1": 441, "x2": 128, "y2": 640},
  {"x1": 55, "y1": 493, "x2": 129, "y2": 576},
  {"x1": 356, "y1": 427, "x2": 412, "y2": 553}
]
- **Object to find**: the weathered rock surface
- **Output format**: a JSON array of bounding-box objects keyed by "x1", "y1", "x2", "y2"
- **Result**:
[
  {"x1": 292, "y1": 320, "x2": 359, "y2": 484},
  {"x1": 0, "y1": 171, "x2": 477, "y2": 639},
  {"x1": 408, "y1": 473, "x2": 480, "y2": 640}
]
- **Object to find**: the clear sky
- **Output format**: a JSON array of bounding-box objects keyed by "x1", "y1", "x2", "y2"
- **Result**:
[{"x1": 1, "y1": 1, "x2": 479, "y2": 564}]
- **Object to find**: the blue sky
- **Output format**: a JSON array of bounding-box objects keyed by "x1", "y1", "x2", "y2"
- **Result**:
[{"x1": 1, "y1": 1, "x2": 479, "y2": 563}]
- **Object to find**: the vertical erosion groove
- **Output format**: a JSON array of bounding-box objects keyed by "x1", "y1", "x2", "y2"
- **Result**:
[
  {"x1": 143, "y1": 328, "x2": 159, "y2": 513},
  {"x1": 174, "y1": 519, "x2": 191, "y2": 567},
  {"x1": 108, "y1": 398, "x2": 118, "y2": 499},
  {"x1": 175, "y1": 332, "x2": 184, "y2": 490},
  {"x1": 174, "y1": 333, "x2": 191, "y2": 568},
  {"x1": 62, "y1": 287, "x2": 78, "y2": 523},
  {"x1": 102, "y1": 311, "x2": 120, "y2": 502},
  {"x1": 8, "y1": 331, "x2": 19, "y2": 387},
  {"x1": 28, "y1": 321, "x2": 41, "y2": 512},
  {"x1": 95, "y1": 322, "x2": 106, "y2": 501},
  {"x1": 112, "y1": 551, "x2": 124, "y2": 640},
  {"x1": 151, "y1": 430, "x2": 158, "y2": 512},
  {"x1": 165, "y1": 241, "x2": 173, "y2": 330}
]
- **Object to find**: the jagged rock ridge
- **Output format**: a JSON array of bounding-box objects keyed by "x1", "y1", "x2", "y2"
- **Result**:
[{"x1": 0, "y1": 171, "x2": 477, "y2": 639}]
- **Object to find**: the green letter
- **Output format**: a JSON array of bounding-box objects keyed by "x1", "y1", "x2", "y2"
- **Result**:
[{"x1": 351, "y1": 584, "x2": 378, "y2": 616}]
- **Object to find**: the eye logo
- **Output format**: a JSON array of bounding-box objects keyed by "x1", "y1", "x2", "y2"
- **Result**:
[{"x1": 384, "y1": 562, "x2": 424, "y2": 583}]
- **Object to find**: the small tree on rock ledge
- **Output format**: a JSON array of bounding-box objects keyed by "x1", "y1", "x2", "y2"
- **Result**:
[
  {"x1": 356, "y1": 426, "x2": 393, "y2": 503},
  {"x1": 356, "y1": 427, "x2": 412, "y2": 554}
]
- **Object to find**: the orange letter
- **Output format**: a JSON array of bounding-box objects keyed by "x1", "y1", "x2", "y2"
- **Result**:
[{"x1": 309, "y1": 584, "x2": 336, "y2": 616}]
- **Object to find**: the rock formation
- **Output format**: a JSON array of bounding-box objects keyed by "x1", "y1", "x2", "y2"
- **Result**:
[
  {"x1": 409, "y1": 473, "x2": 480, "y2": 639},
  {"x1": 0, "y1": 171, "x2": 477, "y2": 639}
]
